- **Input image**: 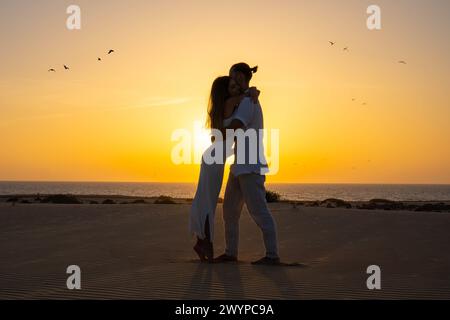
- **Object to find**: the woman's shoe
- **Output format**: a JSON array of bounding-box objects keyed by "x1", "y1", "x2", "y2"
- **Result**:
[
  {"x1": 204, "y1": 240, "x2": 214, "y2": 263},
  {"x1": 193, "y1": 238, "x2": 207, "y2": 262}
]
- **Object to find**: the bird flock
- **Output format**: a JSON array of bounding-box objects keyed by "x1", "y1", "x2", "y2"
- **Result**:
[
  {"x1": 48, "y1": 42, "x2": 406, "y2": 108},
  {"x1": 328, "y1": 40, "x2": 407, "y2": 106},
  {"x1": 48, "y1": 49, "x2": 115, "y2": 72}
]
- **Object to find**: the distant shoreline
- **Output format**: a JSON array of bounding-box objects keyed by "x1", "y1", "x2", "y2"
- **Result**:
[
  {"x1": 1, "y1": 181, "x2": 450, "y2": 185},
  {"x1": 1, "y1": 194, "x2": 449, "y2": 213},
  {"x1": 1, "y1": 182, "x2": 449, "y2": 202},
  {"x1": 1, "y1": 193, "x2": 450, "y2": 202}
]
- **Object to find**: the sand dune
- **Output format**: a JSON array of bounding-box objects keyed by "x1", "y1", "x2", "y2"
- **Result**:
[{"x1": 1, "y1": 203, "x2": 449, "y2": 299}]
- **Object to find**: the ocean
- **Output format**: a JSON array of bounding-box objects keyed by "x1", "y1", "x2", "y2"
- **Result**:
[{"x1": 0, "y1": 181, "x2": 449, "y2": 202}]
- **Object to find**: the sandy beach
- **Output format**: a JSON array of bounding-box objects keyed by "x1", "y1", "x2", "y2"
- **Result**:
[{"x1": 1, "y1": 197, "x2": 449, "y2": 300}]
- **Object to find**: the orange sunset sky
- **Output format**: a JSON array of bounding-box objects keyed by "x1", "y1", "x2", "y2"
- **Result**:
[{"x1": 1, "y1": 0, "x2": 449, "y2": 184}]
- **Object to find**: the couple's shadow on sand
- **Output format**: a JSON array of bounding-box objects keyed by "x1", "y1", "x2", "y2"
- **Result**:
[{"x1": 182, "y1": 259, "x2": 307, "y2": 299}]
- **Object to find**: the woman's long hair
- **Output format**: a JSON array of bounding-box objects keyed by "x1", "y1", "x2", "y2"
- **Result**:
[{"x1": 207, "y1": 76, "x2": 230, "y2": 131}]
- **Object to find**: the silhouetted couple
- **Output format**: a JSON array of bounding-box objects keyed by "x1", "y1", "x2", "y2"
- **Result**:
[{"x1": 189, "y1": 63, "x2": 280, "y2": 265}]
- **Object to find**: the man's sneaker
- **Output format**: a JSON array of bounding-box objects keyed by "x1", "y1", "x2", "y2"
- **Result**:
[
  {"x1": 213, "y1": 254, "x2": 238, "y2": 263},
  {"x1": 251, "y1": 256, "x2": 281, "y2": 266}
]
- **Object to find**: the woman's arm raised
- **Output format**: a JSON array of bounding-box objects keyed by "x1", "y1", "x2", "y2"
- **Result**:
[{"x1": 224, "y1": 87, "x2": 261, "y2": 118}]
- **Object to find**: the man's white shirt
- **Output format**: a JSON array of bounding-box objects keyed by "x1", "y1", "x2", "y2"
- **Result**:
[{"x1": 230, "y1": 97, "x2": 269, "y2": 176}]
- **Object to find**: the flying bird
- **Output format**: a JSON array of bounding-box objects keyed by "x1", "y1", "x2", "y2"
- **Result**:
[
  {"x1": 48, "y1": 68, "x2": 56, "y2": 72},
  {"x1": 97, "y1": 57, "x2": 102, "y2": 61},
  {"x1": 343, "y1": 47, "x2": 349, "y2": 51},
  {"x1": 108, "y1": 49, "x2": 115, "y2": 54},
  {"x1": 398, "y1": 60, "x2": 407, "y2": 64},
  {"x1": 329, "y1": 41, "x2": 335, "y2": 46},
  {"x1": 64, "y1": 65, "x2": 70, "y2": 70}
]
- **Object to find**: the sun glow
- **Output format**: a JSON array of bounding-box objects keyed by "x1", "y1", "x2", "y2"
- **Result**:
[{"x1": 193, "y1": 122, "x2": 213, "y2": 163}]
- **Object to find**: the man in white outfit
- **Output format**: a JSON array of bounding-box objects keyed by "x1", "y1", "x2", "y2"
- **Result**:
[{"x1": 215, "y1": 63, "x2": 280, "y2": 265}]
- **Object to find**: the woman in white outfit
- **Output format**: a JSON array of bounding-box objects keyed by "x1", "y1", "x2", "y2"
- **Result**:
[{"x1": 190, "y1": 76, "x2": 260, "y2": 262}]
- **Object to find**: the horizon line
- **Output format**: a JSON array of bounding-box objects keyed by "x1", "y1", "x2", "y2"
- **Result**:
[{"x1": 0, "y1": 180, "x2": 449, "y2": 186}]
